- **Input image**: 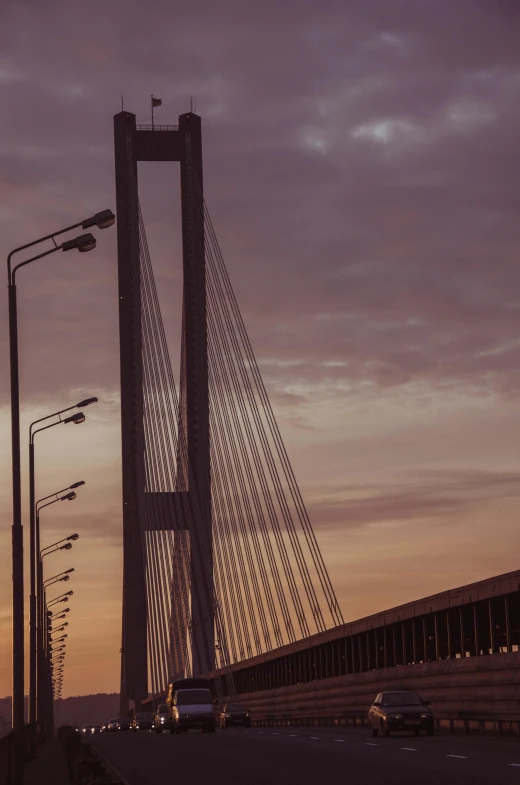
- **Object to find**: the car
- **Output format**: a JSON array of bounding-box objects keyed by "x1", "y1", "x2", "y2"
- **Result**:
[
  {"x1": 368, "y1": 691, "x2": 434, "y2": 738},
  {"x1": 153, "y1": 704, "x2": 169, "y2": 733},
  {"x1": 81, "y1": 725, "x2": 91, "y2": 734},
  {"x1": 117, "y1": 717, "x2": 131, "y2": 731},
  {"x1": 90, "y1": 725, "x2": 102, "y2": 735},
  {"x1": 103, "y1": 718, "x2": 120, "y2": 733},
  {"x1": 219, "y1": 703, "x2": 251, "y2": 729},
  {"x1": 131, "y1": 712, "x2": 154, "y2": 731}
]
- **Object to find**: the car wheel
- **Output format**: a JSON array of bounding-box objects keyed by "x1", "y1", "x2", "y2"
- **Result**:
[
  {"x1": 371, "y1": 725, "x2": 379, "y2": 738},
  {"x1": 382, "y1": 721, "x2": 390, "y2": 738}
]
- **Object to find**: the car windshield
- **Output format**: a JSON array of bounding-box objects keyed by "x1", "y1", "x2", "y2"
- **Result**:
[
  {"x1": 136, "y1": 713, "x2": 153, "y2": 720},
  {"x1": 382, "y1": 693, "x2": 422, "y2": 706},
  {"x1": 157, "y1": 705, "x2": 168, "y2": 713},
  {"x1": 226, "y1": 704, "x2": 246, "y2": 712},
  {"x1": 176, "y1": 689, "x2": 212, "y2": 705}
]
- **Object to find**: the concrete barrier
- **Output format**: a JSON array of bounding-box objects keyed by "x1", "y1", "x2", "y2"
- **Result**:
[{"x1": 235, "y1": 652, "x2": 520, "y2": 723}]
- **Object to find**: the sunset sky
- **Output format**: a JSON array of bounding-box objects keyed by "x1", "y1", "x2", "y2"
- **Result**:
[{"x1": 1, "y1": 0, "x2": 519, "y2": 699}]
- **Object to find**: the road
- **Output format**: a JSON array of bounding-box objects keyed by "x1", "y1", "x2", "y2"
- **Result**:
[{"x1": 93, "y1": 726, "x2": 520, "y2": 785}]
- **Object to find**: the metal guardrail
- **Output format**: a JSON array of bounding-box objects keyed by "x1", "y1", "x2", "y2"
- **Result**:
[
  {"x1": 88, "y1": 743, "x2": 130, "y2": 785},
  {"x1": 252, "y1": 712, "x2": 520, "y2": 736}
]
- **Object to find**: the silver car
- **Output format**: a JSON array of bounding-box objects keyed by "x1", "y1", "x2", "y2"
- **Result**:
[{"x1": 153, "y1": 703, "x2": 169, "y2": 733}]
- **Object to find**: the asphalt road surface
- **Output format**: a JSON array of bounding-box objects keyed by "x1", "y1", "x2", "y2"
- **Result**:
[{"x1": 93, "y1": 726, "x2": 520, "y2": 785}]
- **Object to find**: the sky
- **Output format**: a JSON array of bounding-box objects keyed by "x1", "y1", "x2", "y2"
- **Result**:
[{"x1": 0, "y1": 0, "x2": 519, "y2": 699}]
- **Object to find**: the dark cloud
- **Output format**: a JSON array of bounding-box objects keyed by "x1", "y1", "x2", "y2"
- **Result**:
[{"x1": 307, "y1": 469, "x2": 520, "y2": 530}]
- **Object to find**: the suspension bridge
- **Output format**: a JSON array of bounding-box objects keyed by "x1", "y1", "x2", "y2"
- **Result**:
[
  {"x1": 114, "y1": 109, "x2": 343, "y2": 713},
  {"x1": 13, "y1": 107, "x2": 520, "y2": 784}
]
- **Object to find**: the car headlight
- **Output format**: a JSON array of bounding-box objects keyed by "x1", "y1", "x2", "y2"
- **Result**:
[
  {"x1": 420, "y1": 713, "x2": 430, "y2": 718},
  {"x1": 160, "y1": 717, "x2": 165, "y2": 723},
  {"x1": 388, "y1": 714, "x2": 402, "y2": 719}
]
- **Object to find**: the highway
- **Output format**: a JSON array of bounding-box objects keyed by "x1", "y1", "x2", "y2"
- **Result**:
[{"x1": 93, "y1": 726, "x2": 520, "y2": 784}]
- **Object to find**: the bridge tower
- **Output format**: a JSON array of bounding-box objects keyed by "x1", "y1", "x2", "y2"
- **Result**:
[{"x1": 114, "y1": 111, "x2": 212, "y2": 711}]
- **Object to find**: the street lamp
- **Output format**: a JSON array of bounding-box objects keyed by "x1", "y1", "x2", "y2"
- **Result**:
[
  {"x1": 35, "y1": 487, "x2": 81, "y2": 721},
  {"x1": 48, "y1": 610, "x2": 70, "y2": 622},
  {"x1": 47, "y1": 591, "x2": 73, "y2": 609},
  {"x1": 7, "y1": 210, "x2": 113, "y2": 740},
  {"x1": 29, "y1": 411, "x2": 90, "y2": 728}
]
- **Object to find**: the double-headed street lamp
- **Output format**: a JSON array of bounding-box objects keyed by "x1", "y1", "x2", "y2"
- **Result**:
[
  {"x1": 47, "y1": 591, "x2": 73, "y2": 609},
  {"x1": 7, "y1": 209, "x2": 114, "y2": 739}
]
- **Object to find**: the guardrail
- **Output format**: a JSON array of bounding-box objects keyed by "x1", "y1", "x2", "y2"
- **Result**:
[
  {"x1": 58, "y1": 726, "x2": 130, "y2": 785},
  {"x1": 88, "y1": 743, "x2": 130, "y2": 785},
  {"x1": 252, "y1": 712, "x2": 520, "y2": 736},
  {"x1": 0, "y1": 723, "x2": 42, "y2": 785},
  {"x1": 0, "y1": 731, "x2": 14, "y2": 785}
]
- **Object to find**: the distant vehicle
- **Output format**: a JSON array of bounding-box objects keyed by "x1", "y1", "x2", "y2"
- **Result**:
[
  {"x1": 368, "y1": 691, "x2": 434, "y2": 738},
  {"x1": 131, "y1": 712, "x2": 154, "y2": 731},
  {"x1": 104, "y1": 718, "x2": 120, "y2": 733},
  {"x1": 219, "y1": 703, "x2": 251, "y2": 729},
  {"x1": 152, "y1": 704, "x2": 169, "y2": 733},
  {"x1": 90, "y1": 725, "x2": 102, "y2": 734},
  {"x1": 81, "y1": 725, "x2": 91, "y2": 734},
  {"x1": 167, "y1": 678, "x2": 216, "y2": 734},
  {"x1": 117, "y1": 717, "x2": 131, "y2": 731}
]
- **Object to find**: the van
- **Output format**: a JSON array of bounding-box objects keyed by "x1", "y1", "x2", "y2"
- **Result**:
[{"x1": 167, "y1": 677, "x2": 216, "y2": 734}]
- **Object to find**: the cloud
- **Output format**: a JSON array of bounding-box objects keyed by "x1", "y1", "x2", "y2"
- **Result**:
[
  {"x1": 0, "y1": 0, "x2": 519, "y2": 696},
  {"x1": 307, "y1": 469, "x2": 520, "y2": 530}
]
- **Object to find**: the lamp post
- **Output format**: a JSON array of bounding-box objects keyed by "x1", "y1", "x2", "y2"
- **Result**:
[
  {"x1": 39, "y1": 563, "x2": 73, "y2": 728},
  {"x1": 47, "y1": 591, "x2": 73, "y2": 609},
  {"x1": 7, "y1": 210, "x2": 114, "y2": 750},
  {"x1": 36, "y1": 489, "x2": 80, "y2": 726},
  {"x1": 29, "y1": 408, "x2": 92, "y2": 728}
]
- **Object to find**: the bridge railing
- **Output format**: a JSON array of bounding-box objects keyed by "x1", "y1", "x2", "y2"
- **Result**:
[
  {"x1": 252, "y1": 712, "x2": 520, "y2": 736},
  {"x1": 0, "y1": 731, "x2": 14, "y2": 785}
]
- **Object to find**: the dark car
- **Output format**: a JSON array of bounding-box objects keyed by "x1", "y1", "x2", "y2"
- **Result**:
[
  {"x1": 368, "y1": 691, "x2": 434, "y2": 738},
  {"x1": 131, "y1": 712, "x2": 154, "y2": 731},
  {"x1": 103, "y1": 718, "x2": 119, "y2": 733},
  {"x1": 219, "y1": 703, "x2": 251, "y2": 730},
  {"x1": 116, "y1": 717, "x2": 131, "y2": 731},
  {"x1": 90, "y1": 725, "x2": 102, "y2": 735}
]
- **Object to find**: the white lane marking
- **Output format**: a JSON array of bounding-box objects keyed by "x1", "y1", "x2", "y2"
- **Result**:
[
  {"x1": 272, "y1": 733, "x2": 279, "y2": 735},
  {"x1": 334, "y1": 739, "x2": 345, "y2": 743},
  {"x1": 401, "y1": 748, "x2": 417, "y2": 752},
  {"x1": 365, "y1": 743, "x2": 378, "y2": 746},
  {"x1": 508, "y1": 764, "x2": 520, "y2": 767},
  {"x1": 289, "y1": 734, "x2": 297, "y2": 737},
  {"x1": 309, "y1": 736, "x2": 319, "y2": 740},
  {"x1": 446, "y1": 755, "x2": 468, "y2": 759},
  {"x1": 257, "y1": 731, "x2": 263, "y2": 734}
]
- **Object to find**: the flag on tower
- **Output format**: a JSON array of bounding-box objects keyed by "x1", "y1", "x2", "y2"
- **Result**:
[{"x1": 152, "y1": 96, "x2": 162, "y2": 108}]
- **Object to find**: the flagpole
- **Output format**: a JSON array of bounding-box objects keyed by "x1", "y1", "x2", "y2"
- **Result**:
[{"x1": 151, "y1": 94, "x2": 154, "y2": 129}]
